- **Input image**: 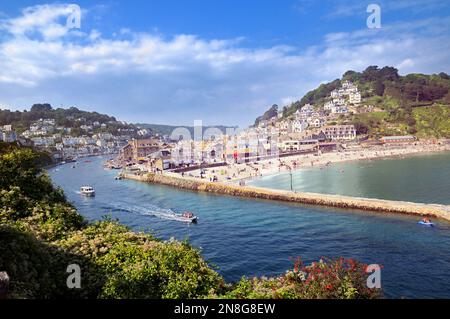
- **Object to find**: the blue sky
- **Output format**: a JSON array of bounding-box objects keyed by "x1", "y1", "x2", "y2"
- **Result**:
[{"x1": 0, "y1": 1, "x2": 450, "y2": 126}]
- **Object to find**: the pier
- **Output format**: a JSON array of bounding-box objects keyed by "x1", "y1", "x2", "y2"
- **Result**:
[{"x1": 122, "y1": 172, "x2": 450, "y2": 222}]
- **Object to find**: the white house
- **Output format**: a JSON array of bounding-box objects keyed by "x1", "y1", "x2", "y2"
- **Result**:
[
  {"x1": 324, "y1": 101, "x2": 335, "y2": 111},
  {"x1": 333, "y1": 98, "x2": 346, "y2": 106},
  {"x1": 331, "y1": 90, "x2": 340, "y2": 98},
  {"x1": 323, "y1": 125, "x2": 356, "y2": 140},
  {"x1": 301, "y1": 104, "x2": 314, "y2": 115},
  {"x1": 292, "y1": 120, "x2": 309, "y2": 133},
  {"x1": 308, "y1": 116, "x2": 326, "y2": 128},
  {"x1": 331, "y1": 105, "x2": 348, "y2": 114},
  {"x1": 349, "y1": 92, "x2": 362, "y2": 104}
]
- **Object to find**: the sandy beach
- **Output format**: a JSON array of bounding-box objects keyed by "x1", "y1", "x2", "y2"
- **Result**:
[{"x1": 175, "y1": 141, "x2": 450, "y2": 184}]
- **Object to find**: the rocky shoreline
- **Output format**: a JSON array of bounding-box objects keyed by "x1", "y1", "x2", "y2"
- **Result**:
[{"x1": 123, "y1": 172, "x2": 450, "y2": 222}]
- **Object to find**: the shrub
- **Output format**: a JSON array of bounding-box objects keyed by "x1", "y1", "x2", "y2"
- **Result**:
[{"x1": 215, "y1": 258, "x2": 382, "y2": 299}]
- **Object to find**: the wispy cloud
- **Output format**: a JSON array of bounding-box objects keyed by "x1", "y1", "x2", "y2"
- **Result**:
[{"x1": 0, "y1": 3, "x2": 449, "y2": 126}]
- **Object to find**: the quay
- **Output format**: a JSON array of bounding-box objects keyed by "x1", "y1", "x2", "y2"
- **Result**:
[{"x1": 122, "y1": 172, "x2": 450, "y2": 222}]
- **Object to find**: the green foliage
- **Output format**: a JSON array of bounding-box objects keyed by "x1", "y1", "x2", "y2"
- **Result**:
[
  {"x1": 413, "y1": 104, "x2": 450, "y2": 138},
  {"x1": 0, "y1": 104, "x2": 135, "y2": 136},
  {"x1": 254, "y1": 104, "x2": 279, "y2": 126},
  {"x1": 0, "y1": 148, "x2": 62, "y2": 203},
  {"x1": 214, "y1": 258, "x2": 381, "y2": 299}
]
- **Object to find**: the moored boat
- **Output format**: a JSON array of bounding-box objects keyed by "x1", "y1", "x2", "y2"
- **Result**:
[
  {"x1": 418, "y1": 221, "x2": 435, "y2": 227},
  {"x1": 418, "y1": 218, "x2": 434, "y2": 227}
]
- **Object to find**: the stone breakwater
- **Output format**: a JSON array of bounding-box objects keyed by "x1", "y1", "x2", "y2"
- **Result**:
[{"x1": 123, "y1": 173, "x2": 450, "y2": 222}]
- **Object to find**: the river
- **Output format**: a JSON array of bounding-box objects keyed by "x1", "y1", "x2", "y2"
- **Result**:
[{"x1": 48, "y1": 154, "x2": 450, "y2": 298}]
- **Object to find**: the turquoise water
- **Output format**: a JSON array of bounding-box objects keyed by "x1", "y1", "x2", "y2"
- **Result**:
[
  {"x1": 49, "y1": 156, "x2": 450, "y2": 298},
  {"x1": 250, "y1": 152, "x2": 450, "y2": 205}
]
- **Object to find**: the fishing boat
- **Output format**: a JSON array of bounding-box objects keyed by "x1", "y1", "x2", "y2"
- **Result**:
[{"x1": 80, "y1": 186, "x2": 95, "y2": 197}]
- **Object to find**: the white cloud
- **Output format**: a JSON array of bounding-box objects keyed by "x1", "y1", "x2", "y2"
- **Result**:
[{"x1": 0, "y1": 3, "x2": 449, "y2": 126}]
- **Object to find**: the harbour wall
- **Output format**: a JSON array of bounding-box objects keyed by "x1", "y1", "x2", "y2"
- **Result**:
[{"x1": 123, "y1": 173, "x2": 450, "y2": 222}]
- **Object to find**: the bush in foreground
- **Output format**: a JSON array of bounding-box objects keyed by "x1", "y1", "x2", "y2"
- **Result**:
[{"x1": 217, "y1": 258, "x2": 381, "y2": 299}]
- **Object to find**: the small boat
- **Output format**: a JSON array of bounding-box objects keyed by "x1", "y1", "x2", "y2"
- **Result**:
[
  {"x1": 174, "y1": 211, "x2": 198, "y2": 223},
  {"x1": 418, "y1": 221, "x2": 435, "y2": 227},
  {"x1": 80, "y1": 186, "x2": 95, "y2": 197}
]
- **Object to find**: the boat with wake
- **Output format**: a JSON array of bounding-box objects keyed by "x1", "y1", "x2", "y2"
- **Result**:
[{"x1": 148, "y1": 210, "x2": 198, "y2": 223}]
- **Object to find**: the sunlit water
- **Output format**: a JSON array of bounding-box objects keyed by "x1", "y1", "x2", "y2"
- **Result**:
[
  {"x1": 49, "y1": 156, "x2": 450, "y2": 298},
  {"x1": 250, "y1": 152, "x2": 450, "y2": 205}
]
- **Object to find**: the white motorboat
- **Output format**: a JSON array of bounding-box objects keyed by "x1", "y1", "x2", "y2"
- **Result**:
[{"x1": 80, "y1": 186, "x2": 95, "y2": 197}]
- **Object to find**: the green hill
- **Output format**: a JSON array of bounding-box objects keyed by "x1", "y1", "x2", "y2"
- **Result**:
[
  {"x1": 256, "y1": 66, "x2": 450, "y2": 138},
  {"x1": 0, "y1": 104, "x2": 137, "y2": 136}
]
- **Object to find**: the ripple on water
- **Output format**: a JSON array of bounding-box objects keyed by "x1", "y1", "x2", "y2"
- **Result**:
[{"x1": 49, "y1": 157, "x2": 450, "y2": 298}]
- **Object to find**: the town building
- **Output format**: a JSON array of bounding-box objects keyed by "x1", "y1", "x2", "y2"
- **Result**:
[
  {"x1": 380, "y1": 136, "x2": 417, "y2": 144},
  {"x1": 323, "y1": 125, "x2": 357, "y2": 141},
  {"x1": 308, "y1": 116, "x2": 326, "y2": 128},
  {"x1": 349, "y1": 92, "x2": 362, "y2": 104},
  {"x1": 119, "y1": 138, "x2": 162, "y2": 162},
  {"x1": 0, "y1": 125, "x2": 17, "y2": 142}
]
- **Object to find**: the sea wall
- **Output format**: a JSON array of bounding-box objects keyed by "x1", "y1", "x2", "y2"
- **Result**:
[{"x1": 123, "y1": 173, "x2": 450, "y2": 222}]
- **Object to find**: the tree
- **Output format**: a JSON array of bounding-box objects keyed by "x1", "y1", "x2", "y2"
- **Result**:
[
  {"x1": 362, "y1": 66, "x2": 380, "y2": 82},
  {"x1": 30, "y1": 103, "x2": 53, "y2": 113},
  {"x1": 439, "y1": 72, "x2": 450, "y2": 80},
  {"x1": 254, "y1": 104, "x2": 279, "y2": 126},
  {"x1": 373, "y1": 80, "x2": 385, "y2": 96},
  {"x1": 379, "y1": 66, "x2": 399, "y2": 81}
]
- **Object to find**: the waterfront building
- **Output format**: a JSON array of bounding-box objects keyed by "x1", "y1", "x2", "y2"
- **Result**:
[
  {"x1": 120, "y1": 138, "x2": 162, "y2": 162},
  {"x1": 380, "y1": 135, "x2": 417, "y2": 144},
  {"x1": 31, "y1": 137, "x2": 55, "y2": 147},
  {"x1": 279, "y1": 136, "x2": 321, "y2": 152},
  {"x1": 323, "y1": 125, "x2": 356, "y2": 141}
]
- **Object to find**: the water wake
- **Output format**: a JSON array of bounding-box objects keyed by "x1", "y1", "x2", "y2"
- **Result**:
[{"x1": 101, "y1": 202, "x2": 191, "y2": 222}]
